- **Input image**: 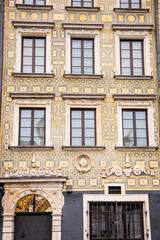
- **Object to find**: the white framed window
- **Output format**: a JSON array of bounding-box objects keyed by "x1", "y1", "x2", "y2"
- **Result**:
[
  {"x1": 62, "y1": 94, "x2": 105, "y2": 150},
  {"x1": 83, "y1": 194, "x2": 151, "y2": 240},
  {"x1": 16, "y1": 0, "x2": 51, "y2": 4},
  {"x1": 114, "y1": 0, "x2": 147, "y2": 9},
  {"x1": 12, "y1": 22, "x2": 54, "y2": 76},
  {"x1": 62, "y1": 24, "x2": 103, "y2": 77},
  {"x1": 114, "y1": 95, "x2": 157, "y2": 150},
  {"x1": 10, "y1": 94, "x2": 53, "y2": 148},
  {"x1": 104, "y1": 182, "x2": 126, "y2": 195},
  {"x1": 67, "y1": 0, "x2": 97, "y2": 7},
  {"x1": 114, "y1": 30, "x2": 152, "y2": 79}
]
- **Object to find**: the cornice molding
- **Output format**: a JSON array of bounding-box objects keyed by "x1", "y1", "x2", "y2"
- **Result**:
[
  {"x1": 113, "y1": 94, "x2": 156, "y2": 101},
  {"x1": 62, "y1": 94, "x2": 106, "y2": 100},
  {"x1": 113, "y1": 8, "x2": 149, "y2": 13},
  {"x1": 65, "y1": 6, "x2": 100, "y2": 12},
  {"x1": 9, "y1": 93, "x2": 55, "y2": 99},
  {"x1": 112, "y1": 24, "x2": 153, "y2": 31},
  {"x1": 16, "y1": 4, "x2": 53, "y2": 10},
  {"x1": 62, "y1": 23, "x2": 104, "y2": 30},
  {"x1": 12, "y1": 21, "x2": 55, "y2": 29}
]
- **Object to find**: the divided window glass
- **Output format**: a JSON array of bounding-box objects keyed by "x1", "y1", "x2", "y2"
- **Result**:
[
  {"x1": 22, "y1": 37, "x2": 46, "y2": 73},
  {"x1": 71, "y1": 39, "x2": 94, "y2": 75},
  {"x1": 23, "y1": 0, "x2": 46, "y2": 5},
  {"x1": 89, "y1": 201, "x2": 144, "y2": 240},
  {"x1": 71, "y1": 0, "x2": 93, "y2": 7},
  {"x1": 71, "y1": 109, "x2": 96, "y2": 146},
  {"x1": 120, "y1": 40, "x2": 144, "y2": 76},
  {"x1": 122, "y1": 110, "x2": 148, "y2": 147},
  {"x1": 19, "y1": 108, "x2": 45, "y2": 146},
  {"x1": 120, "y1": 0, "x2": 141, "y2": 9}
]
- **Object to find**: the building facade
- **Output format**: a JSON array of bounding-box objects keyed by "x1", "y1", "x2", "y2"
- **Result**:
[{"x1": 0, "y1": 0, "x2": 160, "y2": 240}]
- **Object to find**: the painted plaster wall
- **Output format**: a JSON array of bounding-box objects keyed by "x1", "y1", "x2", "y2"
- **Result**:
[{"x1": 1, "y1": 0, "x2": 159, "y2": 192}]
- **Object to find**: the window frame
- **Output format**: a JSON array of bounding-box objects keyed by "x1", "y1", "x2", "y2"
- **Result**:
[
  {"x1": 114, "y1": 0, "x2": 147, "y2": 9},
  {"x1": 115, "y1": 30, "x2": 151, "y2": 78},
  {"x1": 10, "y1": 96, "x2": 52, "y2": 148},
  {"x1": 23, "y1": 0, "x2": 46, "y2": 4},
  {"x1": 120, "y1": 0, "x2": 141, "y2": 9},
  {"x1": 71, "y1": 39, "x2": 94, "y2": 75},
  {"x1": 13, "y1": 25, "x2": 52, "y2": 75},
  {"x1": 122, "y1": 109, "x2": 148, "y2": 147},
  {"x1": 120, "y1": 40, "x2": 144, "y2": 76},
  {"x1": 62, "y1": 95, "x2": 104, "y2": 149},
  {"x1": 21, "y1": 37, "x2": 46, "y2": 74},
  {"x1": 67, "y1": 0, "x2": 97, "y2": 7},
  {"x1": 64, "y1": 28, "x2": 101, "y2": 76},
  {"x1": 19, "y1": 108, "x2": 46, "y2": 146},
  {"x1": 83, "y1": 194, "x2": 151, "y2": 240},
  {"x1": 70, "y1": 108, "x2": 96, "y2": 147},
  {"x1": 71, "y1": 0, "x2": 94, "y2": 7},
  {"x1": 114, "y1": 96, "x2": 157, "y2": 150}
]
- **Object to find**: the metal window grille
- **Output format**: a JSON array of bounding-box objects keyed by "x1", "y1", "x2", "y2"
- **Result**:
[
  {"x1": 89, "y1": 201, "x2": 144, "y2": 240},
  {"x1": 108, "y1": 186, "x2": 121, "y2": 195}
]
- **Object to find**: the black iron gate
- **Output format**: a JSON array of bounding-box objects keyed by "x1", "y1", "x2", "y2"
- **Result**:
[{"x1": 14, "y1": 212, "x2": 52, "y2": 240}]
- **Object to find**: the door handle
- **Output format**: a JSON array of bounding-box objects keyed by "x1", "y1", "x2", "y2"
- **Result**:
[{"x1": 21, "y1": 232, "x2": 25, "y2": 237}]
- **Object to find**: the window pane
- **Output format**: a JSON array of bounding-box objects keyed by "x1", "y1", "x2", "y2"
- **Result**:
[
  {"x1": 23, "y1": 38, "x2": 33, "y2": 47},
  {"x1": 21, "y1": 128, "x2": 31, "y2": 137},
  {"x1": 23, "y1": 57, "x2": 32, "y2": 65},
  {"x1": 84, "y1": 40, "x2": 93, "y2": 48},
  {"x1": 121, "y1": 68, "x2": 131, "y2": 75},
  {"x1": 84, "y1": 58, "x2": 93, "y2": 67},
  {"x1": 84, "y1": 111, "x2": 94, "y2": 118},
  {"x1": 21, "y1": 110, "x2": 31, "y2": 118},
  {"x1": 72, "y1": 138, "x2": 82, "y2": 146},
  {"x1": 85, "y1": 129, "x2": 95, "y2": 137},
  {"x1": 123, "y1": 130, "x2": 134, "y2": 146},
  {"x1": 72, "y1": 67, "x2": 81, "y2": 74},
  {"x1": 123, "y1": 119, "x2": 133, "y2": 128},
  {"x1": 137, "y1": 138, "x2": 147, "y2": 146},
  {"x1": 72, "y1": 40, "x2": 81, "y2": 48},
  {"x1": 121, "y1": 50, "x2": 130, "y2": 58},
  {"x1": 23, "y1": 48, "x2": 32, "y2": 56},
  {"x1": 24, "y1": 0, "x2": 34, "y2": 4},
  {"x1": 35, "y1": 66, "x2": 44, "y2": 73},
  {"x1": 72, "y1": 119, "x2": 82, "y2": 127},
  {"x1": 72, "y1": 111, "x2": 82, "y2": 118},
  {"x1": 84, "y1": 67, "x2": 93, "y2": 74},
  {"x1": 34, "y1": 128, "x2": 44, "y2": 137},
  {"x1": 133, "y1": 59, "x2": 142, "y2": 68},
  {"x1": 84, "y1": 2, "x2": 92, "y2": 7},
  {"x1": 136, "y1": 129, "x2": 147, "y2": 138},
  {"x1": 36, "y1": 0, "x2": 45, "y2": 5},
  {"x1": 34, "y1": 110, "x2": 45, "y2": 118},
  {"x1": 123, "y1": 111, "x2": 133, "y2": 119},
  {"x1": 121, "y1": 41, "x2": 130, "y2": 49},
  {"x1": 85, "y1": 119, "x2": 94, "y2": 128},
  {"x1": 35, "y1": 39, "x2": 45, "y2": 47},
  {"x1": 85, "y1": 138, "x2": 95, "y2": 146},
  {"x1": 23, "y1": 66, "x2": 32, "y2": 73},
  {"x1": 34, "y1": 119, "x2": 44, "y2": 128},
  {"x1": 21, "y1": 119, "x2": 31, "y2": 127},
  {"x1": 72, "y1": 49, "x2": 81, "y2": 58},
  {"x1": 72, "y1": 129, "x2": 82, "y2": 137},
  {"x1": 136, "y1": 120, "x2": 146, "y2": 128},
  {"x1": 72, "y1": 1, "x2": 81, "y2": 7},
  {"x1": 33, "y1": 137, "x2": 44, "y2": 146},
  {"x1": 35, "y1": 57, "x2": 44, "y2": 66},
  {"x1": 20, "y1": 137, "x2": 31, "y2": 145},
  {"x1": 135, "y1": 111, "x2": 146, "y2": 119},
  {"x1": 35, "y1": 48, "x2": 45, "y2": 57},
  {"x1": 133, "y1": 50, "x2": 142, "y2": 58},
  {"x1": 133, "y1": 68, "x2": 143, "y2": 75},
  {"x1": 84, "y1": 49, "x2": 93, "y2": 57},
  {"x1": 72, "y1": 58, "x2": 81, "y2": 66},
  {"x1": 122, "y1": 59, "x2": 131, "y2": 68}
]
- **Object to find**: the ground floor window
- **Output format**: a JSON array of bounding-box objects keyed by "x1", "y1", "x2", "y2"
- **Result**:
[{"x1": 89, "y1": 201, "x2": 144, "y2": 240}]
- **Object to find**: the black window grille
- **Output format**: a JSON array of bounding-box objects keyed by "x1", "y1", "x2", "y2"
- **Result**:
[
  {"x1": 89, "y1": 201, "x2": 144, "y2": 240},
  {"x1": 108, "y1": 186, "x2": 121, "y2": 194}
]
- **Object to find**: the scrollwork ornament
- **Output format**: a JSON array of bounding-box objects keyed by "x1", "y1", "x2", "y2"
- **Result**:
[{"x1": 110, "y1": 166, "x2": 123, "y2": 177}]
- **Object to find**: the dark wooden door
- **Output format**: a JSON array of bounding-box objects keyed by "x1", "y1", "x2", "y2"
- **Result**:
[{"x1": 14, "y1": 212, "x2": 52, "y2": 240}]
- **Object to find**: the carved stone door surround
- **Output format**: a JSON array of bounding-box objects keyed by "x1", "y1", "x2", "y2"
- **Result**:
[{"x1": 1, "y1": 176, "x2": 66, "y2": 240}]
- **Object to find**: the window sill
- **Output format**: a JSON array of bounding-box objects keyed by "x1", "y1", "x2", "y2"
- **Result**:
[
  {"x1": 115, "y1": 146, "x2": 158, "y2": 152},
  {"x1": 113, "y1": 8, "x2": 149, "y2": 13},
  {"x1": 114, "y1": 75, "x2": 153, "y2": 80},
  {"x1": 65, "y1": 6, "x2": 100, "y2": 12},
  {"x1": 9, "y1": 146, "x2": 54, "y2": 151},
  {"x1": 62, "y1": 146, "x2": 105, "y2": 151},
  {"x1": 63, "y1": 74, "x2": 103, "y2": 79},
  {"x1": 12, "y1": 73, "x2": 55, "y2": 78},
  {"x1": 16, "y1": 4, "x2": 53, "y2": 10}
]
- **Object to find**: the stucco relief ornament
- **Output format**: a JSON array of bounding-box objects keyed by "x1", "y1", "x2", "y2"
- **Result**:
[
  {"x1": 75, "y1": 155, "x2": 91, "y2": 172},
  {"x1": 101, "y1": 154, "x2": 155, "y2": 178}
]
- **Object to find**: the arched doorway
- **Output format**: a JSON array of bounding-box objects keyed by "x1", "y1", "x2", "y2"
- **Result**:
[{"x1": 14, "y1": 194, "x2": 52, "y2": 240}]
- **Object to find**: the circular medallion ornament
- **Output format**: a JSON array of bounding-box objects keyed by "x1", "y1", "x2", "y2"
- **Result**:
[{"x1": 75, "y1": 155, "x2": 91, "y2": 172}]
